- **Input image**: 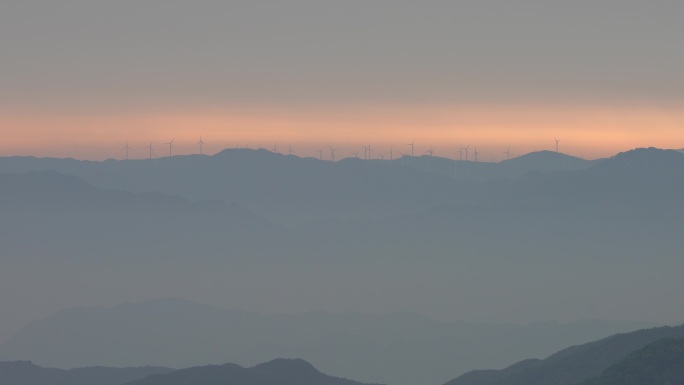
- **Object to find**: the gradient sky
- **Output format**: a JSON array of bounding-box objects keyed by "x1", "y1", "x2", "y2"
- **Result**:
[{"x1": 2, "y1": 1, "x2": 683, "y2": 160}]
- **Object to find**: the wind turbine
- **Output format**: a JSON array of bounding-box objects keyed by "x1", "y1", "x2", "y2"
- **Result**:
[
  {"x1": 458, "y1": 146, "x2": 464, "y2": 161},
  {"x1": 504, "y1": 147, "x2": 511, "y2": 160},
  {"x1": 145, "y1": 142, "x2": 154, "y2": 159},
  {"x1": 407, "y1": 140, "x2": 415, "y2": 157},
  {"x1": 317, "y1": 148, "x2": 324, "y2": 160},
  {"x1": 198, "y1": 136, "x2": 206, "y2": 155},
  {"x1": 426, "y1": 146, "x2": 435, "y2": 157},
  {"x1": 367, "y1": 144, "x2": 372, "y2": 160},
  {"x1": 288, "y1": 145, "x2": 296, "y2": 156},
  {"x1": 165, "y1": 138, "x2": 174, "y2": 157},
  {"x1": 122, "y1": 140, "x2": 131, "y2": 161},
  {"x1": 389, "y1": 147, "x2": 394, "y2": 160},
  {"x1": 271, "y1": 142, "x2": 278, "y2": 154},
  {"x1": 474, "y1": 147, "x2": 479, "y2": 163},
  {"x1": 464, "y1": 145, "x2": 470, "y2": 161},
  {"x1": 329, "y1": 146, "x2": 338, "y2": 162},
  {"x1": 379, "y1": 153, "x2": 386, "y2": 160},
  {"x1": 362, "y1": 145, "x2": 369, "y2": 160},
  {"x1": 353, "y1": 151, "x2": 361, "y2": 159},
  {"x1": 554, "y1": 138, "x2": 560, "y2": 153}
]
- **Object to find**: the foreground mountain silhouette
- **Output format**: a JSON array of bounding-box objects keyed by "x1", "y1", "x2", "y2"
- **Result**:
[
  {"x1": 445, "y1": 324, "x2": 684, "y2": 385},
  {"x1": 0, "y1": 361, "x2": 171, "y2": 385},
  {"x1": 579, "y1": 337, "x2": 684, "y2": 385},
  {"x1": 124, "y1": 358, "x2": 382, "y2": 385},
  {"x1": 0, "y1": 299, "x2": 652, "y2": 385}
]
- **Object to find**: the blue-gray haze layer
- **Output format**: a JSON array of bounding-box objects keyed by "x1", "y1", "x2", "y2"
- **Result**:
[{"x1": 0, "y1": 148, "x2": 682, "y2": 385}]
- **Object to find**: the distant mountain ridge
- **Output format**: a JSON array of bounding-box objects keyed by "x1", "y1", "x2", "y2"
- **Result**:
[
  {"x1": 444, "y1": 324, "x2": 684, "y2": 385},
  {"x1": 0, "y1": 360, "x2": 172, "y2": 385},
  {"x1": 125, "y1": 358, "x2": 382, "y2": 385},
  {"x1": 579, "y1": 337, "x2": 684, "y2": 385},
  {"x1": 0, "y1": 298, "x2": 654, "y2": 385},
  {"x1": 0, "y1": 148, "x2": 599, "y2": 224}
]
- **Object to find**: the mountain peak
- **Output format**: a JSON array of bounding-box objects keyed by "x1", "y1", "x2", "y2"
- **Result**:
[
  {"x1": 592, "y1": 147, "x2": 684, "y2": 176},
  {"x1": 253, "y1": 358, "x2": 320, "y2": 375},
  {"x1": 611, "y1": 147, "x2": 683, "y2": 162},
  {"x1": 510, "y1": 150, "x2": 586, "y2": 162}
]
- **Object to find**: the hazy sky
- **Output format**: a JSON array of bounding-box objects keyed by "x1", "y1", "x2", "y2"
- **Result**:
[{"x1": 2, "y1": 1, "x2": 683, "y2": 159}]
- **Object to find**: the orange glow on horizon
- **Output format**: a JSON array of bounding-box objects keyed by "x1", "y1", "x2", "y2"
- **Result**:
[{"x1": 1, "y1": 104, "x2": 683, "y2": 161}]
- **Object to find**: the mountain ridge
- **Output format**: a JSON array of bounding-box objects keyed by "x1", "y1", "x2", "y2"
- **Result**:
[
  {"x1": 0, "y1": 360, "x2": 172, "y2": 385},
  {"x1": 0, "y1": 298, "x2": 655, "y2": 385},
  {"x1": 123, "y1": 358, "x2": 383, "y2": 385},
  {"x1": 445, "y1": 324, "x2": 684, "y2": 385}
]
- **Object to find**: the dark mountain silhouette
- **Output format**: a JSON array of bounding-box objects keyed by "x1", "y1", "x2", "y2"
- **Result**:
[
  {"x1": 388, "y1": 150, "x2": 595, "y2": 182},
  {"x1": 444, "y1": 324, "x2": 684, "y2": 385},
  {"x1": 124, "y1": 358, "x2": 381, "y2": 385},
  {"x1": 0, "y1": 360, "x2": 172, "y2": 385},
  {"x1": 0, "y1": 149, "x2": 596, "y2": 225},
  {"x1": 295, "y1": 150, "x2": 684, "y2": 263},
  {"x1": 0, "y1": 299, "x2": 653, "y2": 385},
  {"x1": 4, "y1": 149, "x2": 682, "y2": 263},
  {"x1": 8, "y1": 149, "x2": 682, "y2": 268},
  {"x1": 502, "y1": 151, "x2": 596, "y2": 173},
  {"x1": 0, "y1": 148, "x2": 672, "y2": 229},
  {"x1": 579, "y1": 337, "x2": 684, "y2": 385},
  {"x1": 0, "y1": 150, "x2": 468, "y2": 225}
]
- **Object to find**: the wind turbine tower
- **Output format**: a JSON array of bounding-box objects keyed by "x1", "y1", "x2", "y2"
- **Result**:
[
  {"x1": 555, "y1": 138, "x2": 560, "y2": 153},
  {"x1": 407, "y1": 140, "x2": 415, "y2": 157},
  {"x1": 329, "y1": 146, "x2": 338, "y2": 162},
  {"x1": 504, "y1": 147, "x2": 511, "y2": 160},
  {"x1": 198, "y1": 136, "x2": 205, "y2": 155},
  {"x1": 145, "y1": 142, "x2": 154, "y2": 159},
  {"x1": 123, "y1": 140, "x2": 131, "y2": 161},
  {"x1": 389, "y1": 147, "x2": 394, "y2": 160},
  {"x1": 165, "y1": 138, "x2": 174, "y2": 157},
  {"x1": 465, "y1": 145, "x2": 470, "y2": 161},
  {"x1": 474, "y1": 147, "x2": 479, "y2": 163}
]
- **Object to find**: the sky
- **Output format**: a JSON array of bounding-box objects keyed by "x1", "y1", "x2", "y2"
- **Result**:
[{"x1": 2, "y1": 1, "x2": 683, "y2": 160}]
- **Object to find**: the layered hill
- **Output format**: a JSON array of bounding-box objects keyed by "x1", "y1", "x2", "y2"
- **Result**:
[
  {"x1": 0, "y1": 170, "x2": 287, "y2": 261},
  {"x1": 0, "y1": 149, "x2": 598, "y2": 225},
  {"x1": 124, "y1": 358, "x2": 381, "y2": 385},
  {"x1": 580, "y1": 337, "x2": 684, "y2": 385},
  {"x1": 2, "y1": 148, "x2": 684, "y2": 385},
  {"x1": 445, "y1": 324, "x2": 684, "y2": 385},
  {"x1": 0, "y1": 361, "x2": 171, "y2": 385},
  {"x1": 0, "y1": 299, "x2": 652, "y2": 385}
]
